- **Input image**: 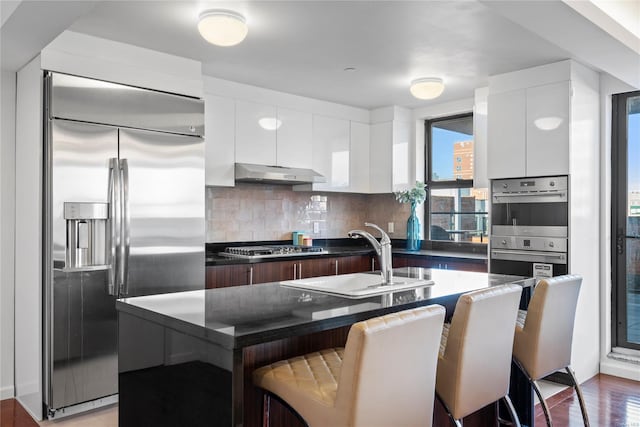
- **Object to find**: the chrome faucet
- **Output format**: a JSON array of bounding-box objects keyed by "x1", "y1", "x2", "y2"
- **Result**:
[{"x1": 347, "y1": 222, "x2": 393, "y2": 285}]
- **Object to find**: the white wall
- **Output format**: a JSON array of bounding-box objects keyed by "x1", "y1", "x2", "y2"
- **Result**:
[
  {"x1": 599, "y1": 73, "x2": 640, "y2": 380},
  {"x1": 1, "y1": 69, "x2": 16, "y2": 399},
  {"x1": 14, "y1": 56, "x2": 43, "y2": 419},
  {"x1": 568, "y1": 61, "x2": 601, "y2": 383}
]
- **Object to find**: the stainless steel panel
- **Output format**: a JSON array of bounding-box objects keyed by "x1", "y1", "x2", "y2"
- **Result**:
[
  {"x1": 51, "y1": 121, "x2": 118, "y2": 268},
  {"x1": 50, "y1": 120, "x2": 119, "y2": 411},
  {"x1": 64, "y1": 202, "x2": 109, "y2": 219},
  {"x1": 491, "y1": 225, "x2": 567, "y2": 238},
  {"x1": 491, "y1": 249, "x2": 567, "y2": 264},
  {"x1": 50, "y1": 73, "x2": 204, "y2": 136},
  {"x1": 490, "y1": 235, "x2": 567, "y2": 252},
  {"x1": 51, "y1": 269, "x2": 117, "y2": 409},
  {"x1": 492, "y1": 192, "x2": 567, "y2": 204},
  {"x1": 492, "y1": 176, "x2": 568, "y2": 203},
  {"x1": 118, "y1": 128, "x2": 204, "y2": 297},
  {"x1": 492, "y1": 176, "x2": 568, "y2": 193}
]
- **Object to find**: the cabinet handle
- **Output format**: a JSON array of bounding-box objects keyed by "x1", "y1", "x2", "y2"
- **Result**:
[
  {"x1": 298, "y1": 262, "x2": 302, "y2": 279},
  {"x1": 371, "y1": 258, "x2": 375, "y2": 271},
  {"x1": 335, "y1": 259, "x2": 339, "y2": 275},
  {"x1": 293, "y1": 263, "x2": 297, "y2": 279},
  {"x1": 249, "y1": 266, "x2": 253, "y2": 285}
]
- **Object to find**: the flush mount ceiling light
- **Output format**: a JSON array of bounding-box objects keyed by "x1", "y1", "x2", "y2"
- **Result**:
[
  {"x1": 198, "y1": 9, "x2": 248, "y2": 47},
  {"x1": 410, "y1": 77, "x2": 445, "y2": 100}
]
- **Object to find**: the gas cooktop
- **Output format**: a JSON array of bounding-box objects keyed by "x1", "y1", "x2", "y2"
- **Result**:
[{"x1": 219, "y1": 245, "x2": 327, "y2": 259}]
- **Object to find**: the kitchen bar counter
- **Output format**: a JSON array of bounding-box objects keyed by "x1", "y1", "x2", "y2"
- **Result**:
[{"x1": 117, "y1": 268, "x2": 533, "y2": 427}]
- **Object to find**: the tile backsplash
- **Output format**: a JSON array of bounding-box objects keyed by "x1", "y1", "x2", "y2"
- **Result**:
[{"x1": 206, "y1": 183, "x2": 417, "y2": 242}]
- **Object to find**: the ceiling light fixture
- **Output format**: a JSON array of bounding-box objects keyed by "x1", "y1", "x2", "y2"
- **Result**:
[
  {"x1": 198, "y1": 9, "x2": 248, "y2": 47},
  {"x1": 410, "y1": 77, "x2": 445, "y2": 100}
]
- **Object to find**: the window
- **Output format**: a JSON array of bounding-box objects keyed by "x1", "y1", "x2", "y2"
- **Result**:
[{"x1": 426, "y1": 113, "x2": 488, "y2": 243}]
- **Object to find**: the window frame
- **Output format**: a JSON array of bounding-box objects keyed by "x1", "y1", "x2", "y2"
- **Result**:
[
  {"x1": 425, "y1": 112, "x2": 487, "y2": 245},
  {"x1": 611, "y1": 90, "x2": 640, "y2": 351}
]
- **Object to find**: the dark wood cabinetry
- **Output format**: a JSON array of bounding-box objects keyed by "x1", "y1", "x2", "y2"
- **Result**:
[
  {"x1": 206, "y1": 254, "x2": 374, "y2": 288},
  {"x1": 392, "y1": 254, "x2": 487, "y2": 273},
  {"x1": 205, "y1": 264, "x2": 253, "y2": 288}
]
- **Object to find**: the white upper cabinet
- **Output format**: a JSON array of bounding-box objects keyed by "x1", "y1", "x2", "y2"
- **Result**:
[
  {"x1": 369, "y1": 107, "x2": 413, "y2": 193},
  {"x1": 392, "y1": 120, "x2": 411, "y2": 191},
  {"x1": 276, "y1": 107, "x2": 313, "y2": 169},
  {"x1": 473, "y1": 87, "x2": 489, "y2": 189},
  {"x1": 311, "y1": 115, "x2": 351, "y2": 191},
  {"x1": 487, "y1": 60, "x2": 577, "y2": 179},
  {"x1": 369, "y1": 122, "x2": 393, "y2": 193},
  {"x1": 204, "y1": 94, "x2": 235, "y2": 186},
  {"x1": 350, "y1": 121, "x2": 370, "y2": 193},
  {"x1": 487, "y1": 82, "x2": 570, "y2": 179},
  {"x1": 526, "y1": 81, "x2": 570, "y2": 177},
  {"x1": 487, "y1": 89, "x2": 526, "y2": 179},
  {"x1": 235, "y1": 100, "x2": 277, "y2": 165}
]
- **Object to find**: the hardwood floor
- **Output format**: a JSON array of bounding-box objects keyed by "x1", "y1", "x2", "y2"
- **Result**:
[
  {"x1": 534, "y1": 374, "x2": 640, "y2": 426},
  {"x1": 1, "y1": 399, "x2": 38, "y2": 427},
  {"x1": 1, "y1": 374, "x2": 638, "y2": 426}
]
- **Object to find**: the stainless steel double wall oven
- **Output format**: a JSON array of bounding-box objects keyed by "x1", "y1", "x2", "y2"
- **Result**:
[{"x1": 489, "y1": 176, "x2": 569, "y2": 278}]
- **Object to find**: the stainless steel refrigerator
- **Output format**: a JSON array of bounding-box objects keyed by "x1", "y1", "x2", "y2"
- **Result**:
[{"x1": 43, "y1": 72, "x2": 205, "y2": 418}]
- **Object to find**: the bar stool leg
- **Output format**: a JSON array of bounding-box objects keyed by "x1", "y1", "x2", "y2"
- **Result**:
[
  {"x1": 565, "y1": 367, "x2": 590, "y2": 427},
  {"x1": 502, "y1": 395, "x2": 522, "y2": 427},
  {"x1": 436, "y1": 394, "x2": 463, "y2": 427},
  {"x1": 531, "y1": 379, "x2": 553, "y2": 427},
  {"x1": 262, "y1": 393, "x2": 271, "y2": 427}
]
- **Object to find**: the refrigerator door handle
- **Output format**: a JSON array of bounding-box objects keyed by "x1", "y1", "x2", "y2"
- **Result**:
[
  {"x1": 119, "y1": 159, "x2": 130, "y2": 296},
  {"x1": 107, "y1": 158, "x2": 120, "y2": 296}
]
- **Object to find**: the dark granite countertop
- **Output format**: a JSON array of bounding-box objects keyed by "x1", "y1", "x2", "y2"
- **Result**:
[{"x1": 116, "y1": 267, "x2": 532, "y2": 350}]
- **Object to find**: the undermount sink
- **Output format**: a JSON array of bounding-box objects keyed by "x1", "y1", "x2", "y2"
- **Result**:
[{"x1": 280, "y1": 272, "x2": 434, "y2": 298}]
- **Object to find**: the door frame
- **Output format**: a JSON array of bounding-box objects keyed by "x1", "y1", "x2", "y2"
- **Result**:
[{"x1": 611, "y1": 90, "x2": 640, "y2": 351}]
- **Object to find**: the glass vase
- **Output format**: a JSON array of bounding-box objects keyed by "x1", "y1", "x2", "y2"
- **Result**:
[{"x1": 406, "y1": 202, "x2": 421, "y2": 251}]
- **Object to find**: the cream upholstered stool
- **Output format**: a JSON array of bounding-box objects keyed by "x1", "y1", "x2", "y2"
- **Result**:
[
  {"x1": 512, "y1": 275, "x2": 589, "y2": 427},
  {"x1": 436, "y1": 284, "x2": 523, "y2": 427},
  {"x1": 253, "y1": 305, "x2": 446, "y2": 427}
]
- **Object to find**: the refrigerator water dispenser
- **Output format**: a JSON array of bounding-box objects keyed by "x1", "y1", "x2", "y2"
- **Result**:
[{"x1": 64, "y1": 202, "x2": 109, "y2": 269}]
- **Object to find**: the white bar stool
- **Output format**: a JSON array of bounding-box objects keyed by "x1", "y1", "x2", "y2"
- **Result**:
[
  {"x1": 512, "y1": 274, "x2": 589, "y2": 427},
  {"x1": 253, "y1": 305, "x2": 446, "y2": 427},
  {"x1": 436, "y1": 284, "x2": 524, "y2": 427}
]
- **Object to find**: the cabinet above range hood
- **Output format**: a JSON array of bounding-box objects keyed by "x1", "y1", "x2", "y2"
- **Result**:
[{"x1": 235, "y1": 163, "x2": 326, "y2": 185}]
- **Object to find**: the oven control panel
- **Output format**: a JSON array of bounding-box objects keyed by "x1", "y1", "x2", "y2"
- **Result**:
[
  {"x1": 492, "y1": 176, "x2": 568, "y2": 194},
  {"x1": 490, "y1": 235, "x2": 567, "y2": 252}
]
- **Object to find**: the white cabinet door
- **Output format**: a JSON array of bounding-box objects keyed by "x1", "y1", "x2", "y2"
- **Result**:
[
  {"x1": 312, "y1": 115, "x2": 350, "y2": 191},
  {"x1": 276, "y1": 107, "x2": 313, "y2": 169},
  {"x1": 235, "y1": 100, "x2": 277, "y2": 165},
  {"x1": 350, "y1": 121, "x2": 370, "y2": 193},
  {"x1": 204, "y1": 94, "x2": 235, "y2": 186},
  {"x1": 473, "y1": 87, "x2": 489, "y2": 188},
  {"x1": 487, "y1": 89, "x2": 526, "y2": 179},
  {"x1": 526, "y1": 81, "x2": 570, "y2": 177},
  {"x1": 392, "y1": 120, "x2": 411, "y2": 191},
  {"x1": 369, "y1": 122, "x2": 393, "y2": 193}
]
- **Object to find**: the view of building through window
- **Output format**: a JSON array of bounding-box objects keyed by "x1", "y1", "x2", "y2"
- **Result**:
[{"x1": 427, "y1": 114, "x2": 488, "y2": 243}]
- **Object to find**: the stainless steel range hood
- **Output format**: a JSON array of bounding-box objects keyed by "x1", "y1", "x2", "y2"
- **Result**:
[{"x1": 235, "y1": 163, "x2": 326, "y2": 185}]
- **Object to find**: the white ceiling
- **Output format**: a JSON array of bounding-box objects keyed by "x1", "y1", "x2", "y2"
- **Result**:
[
  {"x1": 64, "y1": 1, "x2": 573, "y2": 109},
  {"x1": 2, "y1": 1, "x2": 637, "y2": 109}
]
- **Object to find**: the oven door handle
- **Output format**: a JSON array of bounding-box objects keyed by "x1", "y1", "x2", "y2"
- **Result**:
[
  {"x1": 491, "y1": 249, "x2": 567, "y2": 264},
  {"x1": 492, "y1": 191, "x2": 567, "y2": 203}
]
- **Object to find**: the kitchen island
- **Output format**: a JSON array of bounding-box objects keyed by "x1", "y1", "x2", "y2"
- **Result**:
[{"x1": 116, "y1": 268, "x2": 535, "y2": 427}]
